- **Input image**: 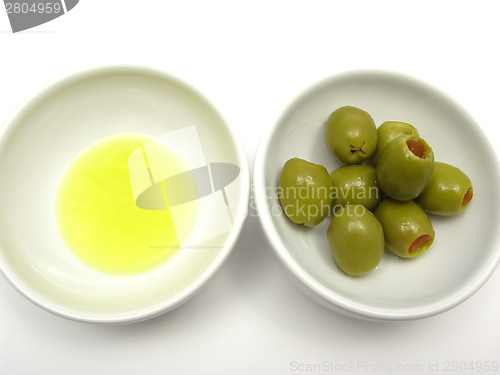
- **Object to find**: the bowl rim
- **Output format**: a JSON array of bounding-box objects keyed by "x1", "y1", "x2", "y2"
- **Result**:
[
  {"x1": 253, "y1": 68, "x2": 500, "y2": 321},
  {"x1": 0, "y1": 63, "x2": 250, "y2": 324}
]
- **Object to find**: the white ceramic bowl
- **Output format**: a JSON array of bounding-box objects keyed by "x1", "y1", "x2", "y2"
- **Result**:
[
  {"x1": 254, "y1": 70, "x2": 500, "y2": 321},
  {"x1": 0, "y1": 65, "x2": 249, "y2": 324}
]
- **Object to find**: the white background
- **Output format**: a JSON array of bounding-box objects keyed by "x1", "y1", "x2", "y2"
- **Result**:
[{"x1": 1, "y1": 1, "x2": 500, "y2": 374}]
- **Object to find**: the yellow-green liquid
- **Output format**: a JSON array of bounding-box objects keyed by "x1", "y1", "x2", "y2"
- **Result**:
[{"x1": 56, "y1": 133, "x2": 194, "y2": 275}]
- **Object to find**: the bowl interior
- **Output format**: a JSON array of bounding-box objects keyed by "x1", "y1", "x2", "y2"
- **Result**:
[
  {"x1": 0, "y1": 67, "x2": 247, "y2": 322},
  {"x1": 259, "y1": 71, "x2": 500, "y2": 319}
]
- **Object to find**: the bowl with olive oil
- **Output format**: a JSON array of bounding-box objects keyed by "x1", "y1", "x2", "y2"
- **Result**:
[{"x1": 0, "y1": 65, "x2": 249, "y2": 323}]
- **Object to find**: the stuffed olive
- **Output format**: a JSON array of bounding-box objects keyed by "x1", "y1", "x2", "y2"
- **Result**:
[
  {"x1": 415, "y1": 162, "x2": 473, "y2": 215},
  {"x1": 324, "y1": 106, "x2": 377, "y2": 165},
  {"x1": 372, "y1": 121, "x2": 420, "y2": 165},
  {"x1": 375, "y1": 199, "x2": 435, "y2": 258},
  {"x1": 327, "y1": 205, "x2": 385, "y2": 276},
  {"x1": 278, "y1": 158, "x2": 333, "y2": 226},
  {"x1": 329, "y1": 164, "x2": 381, "y2": 210},
  {"x1": 376, "y1": 135, "x2": 434, "y2": 201}
]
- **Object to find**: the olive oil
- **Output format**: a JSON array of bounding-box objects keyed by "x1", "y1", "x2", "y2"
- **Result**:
[{"x1": 56, "y1": 133, "x2": 195, "y2": 275}]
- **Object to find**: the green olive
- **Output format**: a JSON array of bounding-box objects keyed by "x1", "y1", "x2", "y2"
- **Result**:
[
  {"x1": 374, "y1": 199, "x2": 435, "y2": 258},
  {"x1": 372, "y1": 121, "x2": 419, "y2": 165},
  {"x1": 415, "y1": 162, "x2": 473, "y2": 215},
  {"x1": 376, "y1": 135, "x2": 434, "y2": 201},
  {"x1": 329, "y1": 164, "x2": 381, "y2": 211},
  {"x1": 324, "y1": 106, "x2": 377, "y2": 165},
  {"x1": 327, "y1": 205, "x2": 384, "y2": 276},
  {"x1": 278, "y1": 158, "x2": 333, "y2": 226}
]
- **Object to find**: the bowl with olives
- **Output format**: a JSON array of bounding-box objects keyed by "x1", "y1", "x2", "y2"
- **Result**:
[{"x1": 253, "y1": 70, "x2": 500, "y2": 321}]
